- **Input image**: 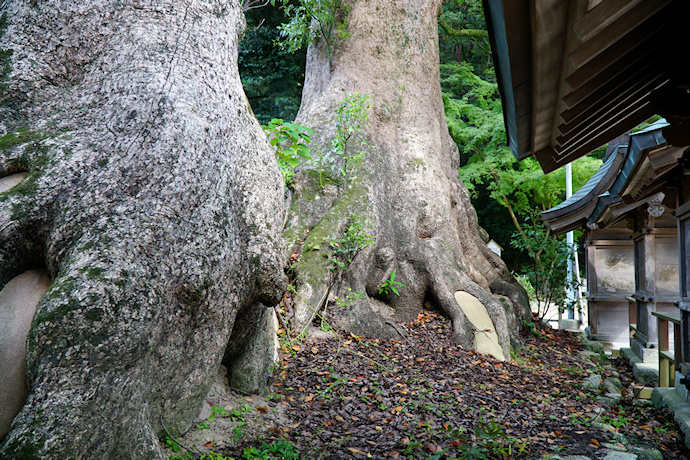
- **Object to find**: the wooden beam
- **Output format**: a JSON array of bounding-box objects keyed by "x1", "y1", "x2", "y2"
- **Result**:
[
  {"x1": 551, "y1": 109, "x2": 651, "y2": 168},
  {"x1": 587, "y1": 0, "x2": 604, "y2": 11},
  {"x1": 562, "y1": 63, "x2": 665, "y2": 125},
  {"x1": 562, "y1": 47, "x2": 666, "y2": 110},
  {"x1": 648, "y1": 146, "x2": 684, "y2": 171},
  {"x1": 556, "y1": 97, "x2": 649, "y2": 148},
  {"x1": 570, "y1": 1, "x2": 671, "y2": 71},
  {"x1": 533, "y1": 146, "x2": 560, "y2": 174},
  {"x1": 530, "y1": 0, "x2": 569, "y2": 157},
  {"x1": 558, "y1": 74, "x2": 668, "y2": 138},
  {"x1": 565, "y1": 19, "x2": 667, "y2": 92},
  {"x1": 574, "y1": 0, "x2": 644, "y2": 42},
  {"x1": 553, "y1": 102, "x2": 654, "y2": 163},
  {"x1": 544, "y1": 0, "x2": 587, "y2": 164}
]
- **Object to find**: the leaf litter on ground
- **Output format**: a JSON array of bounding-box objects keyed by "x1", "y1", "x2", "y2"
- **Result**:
[{"x1": 216, "y1": 311, "x2": 689, "y2": 459}]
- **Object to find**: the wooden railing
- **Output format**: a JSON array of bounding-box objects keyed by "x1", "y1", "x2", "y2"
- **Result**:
[{"x1": 652, "y1": 311, "x2": 681, "y2": 387}]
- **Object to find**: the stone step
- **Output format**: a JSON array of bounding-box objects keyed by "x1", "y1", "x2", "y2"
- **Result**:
[{"x1": 651, "y1": 387, "x2": 690, "y2": 450}]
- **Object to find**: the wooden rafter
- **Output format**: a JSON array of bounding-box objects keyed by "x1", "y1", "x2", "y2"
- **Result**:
[
  {"x1": 565, "y1": 14, "x2": 668, "y2": 91},
  {"x1": 557, "y1": 74, "x2": 669, "y2": 140},
  {"x1": 574, "y1": 0, "x2": 643, "y2": 42},
  {"x1": 484, "y1": 0, "x2": 688, "y2": 171},
  {"x1": 562, "y1": 47, "x2": 666, "y2": 111},
  {"x1": 569, "y1": 0, "x2": 672, "y2": 69},
  {"x1": 554, "y1": 102, "x2": 653, "y2": 160}
]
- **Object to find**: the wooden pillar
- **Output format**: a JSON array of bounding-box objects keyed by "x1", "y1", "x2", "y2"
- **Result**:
[
  {"x1": 631, "y1": 211, "x2": 658, "y2": 360},
  {"x1": 682, "y1": 312, "x2": 690, "y2": 366},
  {"x1": 632, "y1": 232, "x2": 652, "y2": 344},
  {"x1": 584, "y1": 231, "x2": 598, "y2": 335},
  {"x1": 676, "y1": 202, "x2": 690, "y2": 364}
]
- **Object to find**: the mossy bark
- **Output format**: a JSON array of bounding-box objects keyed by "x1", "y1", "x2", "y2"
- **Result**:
[
  {"x1": 284, "y1": 0, "x2": 529, "y2": 355},
  {"x1": 0, "y1": 1, "x2": 285, "y2": 458}
]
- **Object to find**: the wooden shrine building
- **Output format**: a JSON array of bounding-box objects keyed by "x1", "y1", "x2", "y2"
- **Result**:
[
  {"x1": 542, "y1": 120, "x2": 682, "y2": 363},
  {"x1": 482, "y1": 0, "x2": 690, "y2": 397}
]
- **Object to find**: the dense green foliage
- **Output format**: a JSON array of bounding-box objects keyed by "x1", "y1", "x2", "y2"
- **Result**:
[
  {"x1": 439, "y1": 0, "x2": 493, "y2": 78},
  {"x1": 511, "y1": 211, "x2": 582, "y2": 320},
  {"x1": 239, "y1": 5, "x2": 306, "y2": 124},
  {"x1": 437, "y1": 0, "x2": 601, "y2": 315},
  {"x1": 263, "y1": 118, "x2": 313, "y2": 184},
  {"x1": 271, "y1": 0, "x2": 349, "y2": 65},
  {"x1": 438, "y1": 1, "x2": 601, "y2": 275}
]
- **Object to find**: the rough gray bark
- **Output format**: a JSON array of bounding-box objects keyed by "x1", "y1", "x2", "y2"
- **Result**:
[
  {"x1": 0, "y1": 1, "x2": 285, "y2": 458},
  {"x1": 285, "y1": 0, "x2": 528, "y2": 357}
]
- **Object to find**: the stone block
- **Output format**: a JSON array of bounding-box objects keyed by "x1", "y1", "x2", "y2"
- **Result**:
[
  {"x1": 632, "y1": 362, "x2": 659, "y2": 387},
  {"x1": 675, "y1": 370, "x2": 689, "y2": 400},
  {"x1": 633, "y1": 386, "x2": 653, "y2": 399},
  {"x1": 603, "y1": 377, "x2": 622, "y2": 394},
  {"x1": 630, "y1": 338, "x2": 658, "y2": 364},
  {"x1": 601, "y1": 452, "x2": 637, "y2": 460},
  {"x1": 560, "y1": 318, "x2": 581, "y2": 331},
  {"x1": 622, "y1": 347, "x2": 660, "y2": 386},
  {"x1": 652, "y1": 386, "x2": 690, "y2": 450},
  {"x1": 0, "y1": 270, "x2": 51, "y2": 440},
  {"x1": 583, "y1": 373, "x2": 602, "y2": 389},
  {"x1": 454, "y1": 291, "x2": 505, "y2": 361}
]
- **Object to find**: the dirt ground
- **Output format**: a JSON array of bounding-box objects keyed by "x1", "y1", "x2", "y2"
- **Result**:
[{"x1": 165, "y1": 312, "x2": 690, "y2": 459}]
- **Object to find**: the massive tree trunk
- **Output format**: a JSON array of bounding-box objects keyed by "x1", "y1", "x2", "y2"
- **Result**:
[
  {"x1": 285, "y1": 0, "x2": 528, "y2": 359},
  {"x1": 0, "y1": 1, "x2": 285, "y2": 458}
]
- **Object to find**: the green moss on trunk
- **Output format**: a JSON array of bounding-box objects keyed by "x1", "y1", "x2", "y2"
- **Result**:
[{"x1": 293, "y1": 179, "x2": 370, "y2": 286}]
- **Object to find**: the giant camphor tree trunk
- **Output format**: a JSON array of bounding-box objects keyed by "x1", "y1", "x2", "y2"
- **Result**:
[
  {"x1": 285, "y1": 0, "x2": 528, "y2": 360},
  {"x1": 0, "y1": 1, "x2": 285, "y2": 458}
]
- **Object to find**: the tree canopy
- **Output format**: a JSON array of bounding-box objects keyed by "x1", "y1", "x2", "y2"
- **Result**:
[{"x1": 239, "y1": 4, "x2": 306, "y2": 124}]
